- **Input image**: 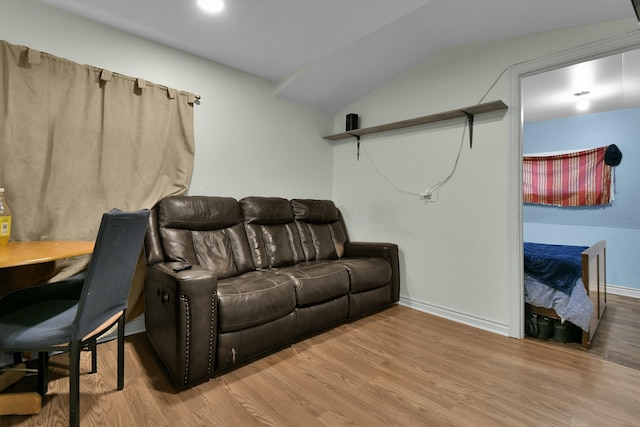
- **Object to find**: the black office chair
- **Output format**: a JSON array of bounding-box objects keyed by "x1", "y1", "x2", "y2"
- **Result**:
[{"x1": 0, "y1": 209, "x2": 150, "y2": 426}]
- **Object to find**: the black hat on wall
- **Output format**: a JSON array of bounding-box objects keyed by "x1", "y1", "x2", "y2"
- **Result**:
[{"x1": 604, "y1": 144, "x2": 622, "y2": 166}]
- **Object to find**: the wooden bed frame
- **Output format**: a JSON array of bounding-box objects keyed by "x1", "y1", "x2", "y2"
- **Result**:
[{"x1": 525, "y1": 240, "x2": 607, "y2": 349}]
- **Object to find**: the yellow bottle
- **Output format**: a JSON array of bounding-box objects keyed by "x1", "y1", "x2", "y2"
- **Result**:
[{"x1": 0, "y1": 187, "x2": 12, "y2": 245}]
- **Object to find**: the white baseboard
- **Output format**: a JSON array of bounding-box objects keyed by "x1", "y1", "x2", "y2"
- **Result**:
[
  {"x1": 398, "y1": 285, "x2": 639, "y2": 342},
  {"x1": 606, "y1": 284, "x2": 640, "y2": 299},
  {"x1": 398, "y1": 297, "x2": 510, "y2": 337}
]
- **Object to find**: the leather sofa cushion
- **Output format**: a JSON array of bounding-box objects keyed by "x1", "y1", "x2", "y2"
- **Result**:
[
  {"x1": 217, "y1": 270, "x2": 295, "y2": 333},
  {"x1": 157, "y1": 196, "x2": 255, "y2": 278},
  {"x1": 192, "y1": 224, "x2": 255, "y2": 279},
  {"x1": 299, "y1": 222, "x2": 340, "y2": 260},
  {"x1": 158, "y1": 196, "x2": 242, "y2": 230},
  {"x1": 291, "y1": 199, "x2": 340, "y2": 223},
  {"x1": 245, "y1": 223, "x2": 304, "y2": 268},
  {"x1": 241, "y1": 197, "x2": 304, "y2": 269},
  {"x1": 291, "y1": 199, "x2": 348, "y2": 261},
  {"x1": 339, "y1": 257, "x2": 392, "y2": 293},
  {"x1": 276, "y1": 262, "x2": 350, "y2": 307},
  {"x1": 241, "y1": 197, "x2": 294, "y2": 225}
]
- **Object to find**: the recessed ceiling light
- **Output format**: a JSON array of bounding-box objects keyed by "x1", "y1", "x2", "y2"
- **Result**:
[{"x1": 197, "y1": 0, "x2": 225, "y2": 13}]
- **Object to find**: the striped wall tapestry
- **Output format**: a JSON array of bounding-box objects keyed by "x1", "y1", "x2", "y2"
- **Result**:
[{"x1": 523, "y1": 146, "x2": 612, "y2": 206}]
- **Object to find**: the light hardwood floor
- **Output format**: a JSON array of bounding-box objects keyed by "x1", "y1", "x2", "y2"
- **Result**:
[
  {"x1": 2, "y1": 302, "x2": 639, "y2": 426},
  {"x1": 526, "y1": 294, "x2": 640, "y2": 370}
]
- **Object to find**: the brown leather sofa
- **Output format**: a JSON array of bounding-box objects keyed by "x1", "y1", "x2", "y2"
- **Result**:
[{"x1": 143, "y1": 196, "x2": 400, "y2": 388}]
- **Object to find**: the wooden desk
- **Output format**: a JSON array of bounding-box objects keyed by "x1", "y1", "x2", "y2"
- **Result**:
[
  {"x1": 0, "y1": 241, "x2": 94, "y2": 415},
  {"x1": 0, "y1": 241, "x2": 95, "y2": 268},
  {"x1": 0, "y1": 241, "x2": 94, "y2": 296}
]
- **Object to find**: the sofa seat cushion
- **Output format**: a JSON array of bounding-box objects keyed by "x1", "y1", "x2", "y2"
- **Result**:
[
  {"x1": 275, "y1": 262, "x2": 350, "y2": 307},
  {"x1": 217, "y1": 271, "x2": 295, "y2": 333},
  {"x1": 339, "y1": 257, "x2": 392, "y2": 293}
]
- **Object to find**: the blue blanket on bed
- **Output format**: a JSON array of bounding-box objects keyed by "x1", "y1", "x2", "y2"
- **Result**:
[{"x1": 523, "y1": 242, "x2": 588, "y2": 295}]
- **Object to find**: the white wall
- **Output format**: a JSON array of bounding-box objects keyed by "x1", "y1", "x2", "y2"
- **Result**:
[
  {"x1": 332, "y1": 19, "x2": 639, "y2": 335},
  {"x1": 0, "y1": 0, "x2": 333, "y2": 200}
]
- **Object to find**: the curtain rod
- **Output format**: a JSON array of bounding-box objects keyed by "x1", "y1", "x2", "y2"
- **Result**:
[{"x1": 19, "y1": 46, "x2": 201, "y2": 102}]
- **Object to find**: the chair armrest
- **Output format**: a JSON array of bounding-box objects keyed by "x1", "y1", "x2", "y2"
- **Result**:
[{"x1": 344, "y1": 242, "x2": 400, "y2": 303}]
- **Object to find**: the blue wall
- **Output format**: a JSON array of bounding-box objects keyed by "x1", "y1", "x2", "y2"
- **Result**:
[{"x1": 523, "y1": 109, "x2": 640, "y2": 290}]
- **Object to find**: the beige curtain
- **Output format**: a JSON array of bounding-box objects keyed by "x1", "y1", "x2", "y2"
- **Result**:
[{"x1": 0, "y1": 40, "x2": 196, "y2": 319}]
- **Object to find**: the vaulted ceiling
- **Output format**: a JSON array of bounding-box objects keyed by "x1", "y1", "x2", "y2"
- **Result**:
[{"x1": 39, "y1": 0, "x2": 639, "y2": 119}]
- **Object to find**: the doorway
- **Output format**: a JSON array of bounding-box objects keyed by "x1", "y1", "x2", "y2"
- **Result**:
[{"x1": 508, "y1": 31, "x2": 640, "y2": 338}]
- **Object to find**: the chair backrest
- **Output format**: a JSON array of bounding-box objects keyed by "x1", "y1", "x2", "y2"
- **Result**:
[{"x1": 74, "y1": 209, "x2": 150, "y2": 340}]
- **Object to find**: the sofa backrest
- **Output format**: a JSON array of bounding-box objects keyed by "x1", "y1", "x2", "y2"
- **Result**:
[
  {"x1": 145, "y1": 196, "x2": 351, "y2": 275},
  {"x1": 152, "y1": 196, "x2": 255, "y2": 279},
  {"x1": 240, "y1": 196, "x2": 305, "y2": 269},
  {"x1": 291, "y1": 199, "x2": 348, "y2": 261}
]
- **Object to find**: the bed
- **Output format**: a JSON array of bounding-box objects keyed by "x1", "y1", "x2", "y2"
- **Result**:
[{"x1": 524, "y1": 240, "x2": 607, "y2": 349}]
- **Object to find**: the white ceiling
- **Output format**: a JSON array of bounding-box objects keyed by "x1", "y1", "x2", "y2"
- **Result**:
[
  {"x1": 38, "y1": 0, "x2": 639, "y2": 118},
  {"x1": 523, "y1": 49, "x2": 640, "y2": 122}
]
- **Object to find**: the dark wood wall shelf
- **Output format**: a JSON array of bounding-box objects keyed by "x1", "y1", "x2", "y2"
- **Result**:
[{"x1": 323, "y1": 100, "x2": 507, "y2": 141}]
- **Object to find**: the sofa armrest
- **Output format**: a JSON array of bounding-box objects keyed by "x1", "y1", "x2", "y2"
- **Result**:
[
  {"x1": 144, "y1": 263, "x2": 218, "y2": 388},
  {"x1": 344, "y1": 242, "x2": 400, "y2": 303},
  {"x1": 144, "y1": 206, "x2": 164, "y2": 265}
]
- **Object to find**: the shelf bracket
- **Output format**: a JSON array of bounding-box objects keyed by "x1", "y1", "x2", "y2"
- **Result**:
[{"x1": 464, "y1": 112, "x2": 474, "y2": 149}]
